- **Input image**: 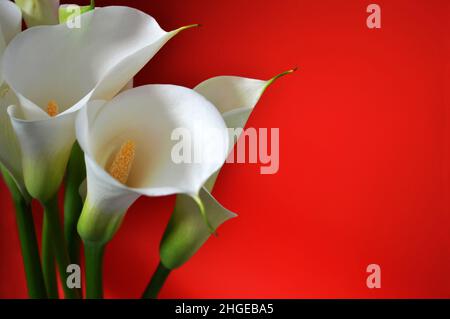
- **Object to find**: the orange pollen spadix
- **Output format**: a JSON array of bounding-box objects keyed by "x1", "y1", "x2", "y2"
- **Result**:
[
  {"x1": 108, "y1": 140, "x2": 136, "y2": 184},
  {"x1": 46, "y1": 100, "x2": 59, "y2": 117}
]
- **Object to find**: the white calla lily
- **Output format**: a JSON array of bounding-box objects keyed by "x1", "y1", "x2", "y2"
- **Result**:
[
  {"x1": 2, "y1": 6, "x2": 195, "y2": 202},
  {"x1": 160, "y1": 70, "x2": 295, "y2": 269},
  {"x1": 14, "y1": 0, "x2": 60, "y2": 27},
  {"x1": 76, "y1": 84, "x2": 229, "y2": 244},
  {"x1": 0, "y1": 0, "x2": 22, "y2": 86},
  {"x1": 0, "y1": 0, "x2": 24, "y2": 192}
]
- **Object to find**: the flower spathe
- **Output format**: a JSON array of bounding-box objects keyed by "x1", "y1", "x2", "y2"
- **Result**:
[
  {"x1": 14, "y1": 0, "x2": 60, "y2": 27},
  {"x1": 0, "y1": 0, "x2": 21, "y2": 86},
  {"x1": 160, "y1": 71, "x2": 294, "y2": 269},
  {"x1": 0, "y1": 0, "x2": 25, "y2": 193},
  {"x1": 198, "y1": 70, "x2": 295, "y2": 189},
  {"x1": 76, "y1": 85, "x2": 229, "y2": 244},
  {"x1": 2, "y1": 6, "x2": 195, "y2": 202},
  {"x1": 160, "y1": 187, "x2": 237, "y2": 269}
]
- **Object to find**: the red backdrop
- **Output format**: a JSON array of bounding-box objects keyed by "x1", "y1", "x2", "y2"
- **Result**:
[{"x1": 1, "y1": 0, "x2": 449, "y2": 298}]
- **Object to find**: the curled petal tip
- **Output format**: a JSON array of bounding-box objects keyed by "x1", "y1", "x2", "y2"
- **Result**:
[
  {"x1": 265, "y1": 67, "x2": 297, "y2": 89},
  {"x1": 272, "y1": 67, "x2": 298, "y2": 81},
  {"x1": 175, "y1": 24, "x2": 201, "y2": 33}
]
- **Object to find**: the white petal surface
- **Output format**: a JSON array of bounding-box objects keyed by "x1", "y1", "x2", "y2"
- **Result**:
[
  {"x1": 194, "y1": 76, "x2": 267, "y2": 114},
  {"x1": 0, "y1": 0, "x2": 22, "y2": 44},
  {"x1": 14, "y1": 0, "x2": 59, "y2": 27},
  {"x1": 160, "y1": 187, "x2": 237, "y2": 269},
  {"x1": 0, "y1": 0, "x2": 21, "y2": 86},
  {"x1": 0, "y1": 86, "x2": 24, "y2": 192},
  {"x1": 8, "y1": 105, "x2": 76, "y2": 201}
]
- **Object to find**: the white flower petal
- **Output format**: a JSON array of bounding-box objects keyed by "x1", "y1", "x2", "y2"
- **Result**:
[
  {"x1": 195, "y1": 71, "x2": 294, "y2": 190},
  {"x1": 0, "y1": 0, "x2": 22, "y2": 44},
  {"x1": 8, "y1": 105, "x2": 76, "y2": 202},
  {"x1": 119, "y1": 79, "x2": 134, "y2": 94},
  {"x1": 77, "y1": 155, "x2": 139, "y2": 244},
  {"x1": 0, "y1": 0, "x2": 21, "y2": 86},
  {"x1": 194, "y1": 70, "x2": 295, "y2": 127},
  {"x1": 76, "y1": 85, "x2": 229, "y2": 243},
  {"x1": 0, "y1": 86, "x2": 25, "y2": 193},
  {"x1": 14, "y1": 0, "x2": 59, "y2": 27},
  {"x1": 160, "y1": 187, "x2": 237, "y2": 269},
  {"x1": 0, "y1": 37, "x2": 6, "y2": 87},
  {"x1": 194, "y1": 76, "x2": 267, "y2": 115}
]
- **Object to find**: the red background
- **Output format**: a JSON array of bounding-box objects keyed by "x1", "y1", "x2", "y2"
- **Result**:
[{"x1": 1, "y1": 0, "x2": 450, "y2": 298}]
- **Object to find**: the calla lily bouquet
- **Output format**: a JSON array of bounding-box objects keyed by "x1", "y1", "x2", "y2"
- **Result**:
[{"x1": 0, "y1": 0, "x2": 293, "y2": 299}]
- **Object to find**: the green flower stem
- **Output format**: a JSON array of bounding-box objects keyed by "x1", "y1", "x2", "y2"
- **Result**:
[
  {"x1": 42, "y1": 214, "x2": 58, "y2": 298},
  {"x1": 64, "y1": 142, "x2": 85, "y2": 266},
  {"x1": 42, "y1": 195, "x2": 80, "y2": 299},
  {"x1": 0, "y1": 167, "x2": 47, "y2": 298},
  {"x1": 142, "y1": 262, "x2": 171, "y2": 299},
  {"x1": 84, "y1": 241, "x2": 105, "y2": 299}
]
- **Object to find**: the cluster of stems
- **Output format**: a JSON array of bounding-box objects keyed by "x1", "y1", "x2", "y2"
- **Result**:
[
  {"x1": 1, "y1": 143, "x2": 85, "y2": 299},
  {"x1": 2, "y1": 141, "x2": 172, "y2": 299}
]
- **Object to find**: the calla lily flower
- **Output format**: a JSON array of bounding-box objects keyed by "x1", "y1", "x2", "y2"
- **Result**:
[
  {"x1": 160, "y1": 71, "x2": 294, "y2": 269},
  {"x1": 76, "y1": 84, "x2": 229, "y2": 245},
  {"x1": 2, "y1": 6, "x2": 195, "y2": 202},
  {"x1": 0, "y1": 0, "x2": 25, "y2": 193},
  {"x1": 14, "y1": 0, "x2": 60, "y2": 27}
]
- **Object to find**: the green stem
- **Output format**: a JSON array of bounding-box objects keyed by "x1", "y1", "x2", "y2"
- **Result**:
[
  {"x1": 84, "y1": 241, "x2": 105, "y2": 299},
  {"x1": 0, "y1": 167, "x2": 47, "y2": 298},
  {"x1": 42, "y1": 214, "x2": 58, "y2": 298},
  {"x1": 64, "y1": 142, "x2": 85, "y2": 266},
  {"x1": 42, "y1": 195, "x2": 80, "y2": 299},
  {"x1": 142, "y1": 262, "x2": 171, "y2": 299}
]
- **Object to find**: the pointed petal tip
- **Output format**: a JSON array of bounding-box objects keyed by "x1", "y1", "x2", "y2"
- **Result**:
[
  {"x1": 175, "y1": 23, "x2": 201, "y2": 33},
  {"x1": 264, "y1": 67, "x2": 297, "y2": 91},
  {"x1": 271, "y1": 67, "x2": 298, "y2": 81}
]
